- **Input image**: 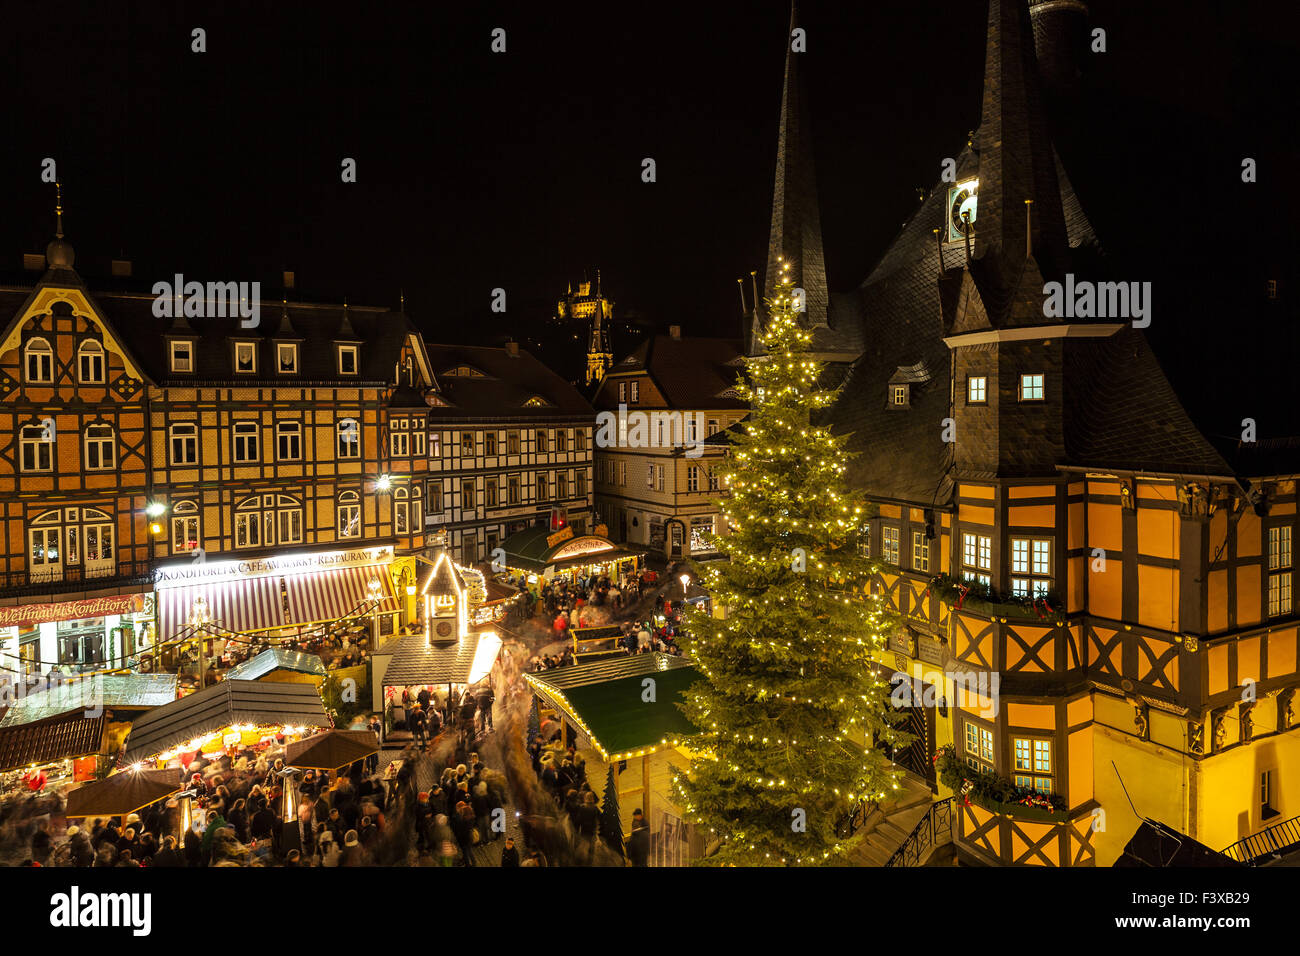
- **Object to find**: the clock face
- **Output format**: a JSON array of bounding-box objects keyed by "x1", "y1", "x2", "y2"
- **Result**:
[{"x1": 947, "y1": 181, "x2": 979, "y2": 242}]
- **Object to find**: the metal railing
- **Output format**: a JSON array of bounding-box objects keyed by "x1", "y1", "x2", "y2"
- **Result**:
[
  {"x1": 886, "y1": 797, "x2": 954, "y2": 867},
  {"x1": 0, "y1": 560, "x2": 158, "y2": 597},
  {"x1": 1222, "y1": 814, "x2": 1300, "y2": 865},
  {"x1": 835, "y1": 797, "x2": 878, "y2": 839}
]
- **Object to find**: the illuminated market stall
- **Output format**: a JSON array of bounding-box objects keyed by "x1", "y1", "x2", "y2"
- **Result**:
[
  {"x1": 225, "y1": 648, "x2": 328, "y2": 685},
  {"x1": 498, "y1": 526, "x2": 643, "y2": 587},
  {"x1": 122, "y1": 679, "x2": 330, "y2": 766},
  {"x1": 525, "y1": 652, "x2": 701, "y2": 858},
  {"x1": 371, "y1": 551, "x2": 502, "y2": 735}
]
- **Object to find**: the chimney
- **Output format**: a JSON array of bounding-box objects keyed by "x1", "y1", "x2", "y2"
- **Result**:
[
  {"x1": 111, "y1": 259, "x2": 132, "y2": 277},
  {"x1": 283, "y1": 270, "x2": 296, "y2": 290},
  {"x1": 669, "y1": 325, "x2": 682, "y2": 340},
  {"x1": 504, "y1": 340, "x2": 519, "y2": 357},
  {"x1": 23, "y1": 253, "x2": 45, "y2": 271}
]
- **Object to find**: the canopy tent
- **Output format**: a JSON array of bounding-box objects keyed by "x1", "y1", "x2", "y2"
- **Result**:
[
  {"x1": 0, "y1": 674, "x2": 177, "y2": 728},
  {"x1": 123, "y1": 679, "x2": 330, "y2": 764},
  {"x1": 65, "y1": 768, "x2": 182, "y2": 819},
  {"x1": 226, "y1": 648, "x2": 327, "y2": 682},
  {"x1": 285, "y1": 729, "x2": 379, "y2": 771},
  {"x1": 155, "y1": 564, "x2": 397, "y2": 640},
  {"x1": 499, "y1": 527, "x2": 643, "y2": 576},
  {"x1": 525, "y1": 653, "x2": 699, "y2": 762},
  {"x1": 0, "y1": 709, "x2": 106, "y2": 773}
]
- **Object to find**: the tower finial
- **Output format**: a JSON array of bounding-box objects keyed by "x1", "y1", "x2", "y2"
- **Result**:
[
  {"x1": 55, "y1": 182, "x2": 64, "y2": 239},
  {"x1": 400, "y1": 288, "x2": 405, "y2": 312}
]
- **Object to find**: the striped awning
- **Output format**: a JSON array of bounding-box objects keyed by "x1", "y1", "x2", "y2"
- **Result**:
[
  {"x1": 158, "y1": 576, "x2": 286, "y2": 639},
  {"x1": 284, "y1": 565, "x2": 396, "y2": 625}
]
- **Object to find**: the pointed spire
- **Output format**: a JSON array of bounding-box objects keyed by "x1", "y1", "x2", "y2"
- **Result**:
[
  {"x1": 45, "y1": 181, "x2": 75, "y2": 270},
  {"x1": 764, "y1": 0, "x2": 828, "y2": 328},
  {"x1": 336, "y1": 297, "x2": 361, "y2": 341},
  {"x1": 973, "y1": 0, "x2": 1070, "y2": 294},
  {"x1": 275, "y1": 297, "x2": 296, "y2": 336}
]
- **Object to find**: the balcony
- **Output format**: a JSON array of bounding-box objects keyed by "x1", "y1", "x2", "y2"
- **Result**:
[{"x1": 0, "y1": 561, "x2": 158, "y2": 600}]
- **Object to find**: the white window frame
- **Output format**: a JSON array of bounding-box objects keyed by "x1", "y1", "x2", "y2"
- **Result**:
[
  {"x1": 968, "y1": 376, "x2": 987, "y2": 404},
  {"x1": 338, "y1": 490, "x2": 361, "y2": 538},
  {"x1": 170, "y1": 422, "x2": 198, "y2": 466},
  {"x1": 337, "y1": 419, "x2": 361, "y2": 459},
  {"x1": 171, "y1": 501, "x2": 200, "y2": 553},
  {"x1": 234, "y1": 341, "x2": 258, "y2": 374},
  {"x1": 1269, "y1": 525, "x2": 1294, "y2": 618},
  {"x1": 20, "y1": 425, "x2": 53, "y2": 473},
  {"x1": 881, "y1": 525, "x2": 901, "y2": 565},
  {"x1": 169, "y1": 340, "x2": 194, "y2": 373},
  {"x1": 1013, "y1": 737, "x2": 1053, "y2": 793},
  {"x1": 1010, "y1": 536, "x2": 1052, "y2": 598},
  {"x1": 276, "y1": 342, "x2": 299, "y2": 374},
  {"x1": 276, "y1": 421, "x2": 303, "y2": 462},
  {"x1": 390, "y1": 419, "x2": 410, "y2": 458},
  {"x1": 964, "y1": 720, "x2": 995, "y2": 774},
  {"x1": 912, "y1": 530, "x2": 930, "y2": 573},
  {"x1": 336, "y1": 344, "x2": 359, "y2": 375},
  {"x1": 84, "y1": 424, "x2": 116, "y2": 470},
  {"x1": 232, "y1": 421, "x2": 261, "y2": 463},
  {"x1": 77, "y1": 340, "x2": 105, "y2": 384},
  {"x1": 1019, "y1": 373, "x2": 1045, "y2": 401},
  {"x1": 962, "y1": 532, "x2": 992, "y2": 587},
  {"x1": 24, "y1": 338, "x2": 53, "y2": 383}
]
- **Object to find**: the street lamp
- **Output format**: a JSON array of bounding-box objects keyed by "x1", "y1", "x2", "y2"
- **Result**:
[{"x1": 680, "y1": 573, "x2": 690, "y2": 598}]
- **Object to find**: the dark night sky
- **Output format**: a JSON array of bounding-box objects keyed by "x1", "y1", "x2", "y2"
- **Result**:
[{"x1": 2, "y1": 0, "x2": 1297, "y2": 433}]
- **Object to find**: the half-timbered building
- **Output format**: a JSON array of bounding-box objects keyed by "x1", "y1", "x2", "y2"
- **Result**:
[{"x1": 753, "y1": 0, "x2": 1300, "y2": 865}]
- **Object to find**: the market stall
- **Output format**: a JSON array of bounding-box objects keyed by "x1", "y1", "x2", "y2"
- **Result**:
[
  {"x1": 122, "y1": 679, "x2": 330, "y2": 766},
  {"x1": 64, "y1": 767, "x2": 182, "y2": 819},
  {"x1": 498, "y1": 526, "x2": 643, "y2": 588}
]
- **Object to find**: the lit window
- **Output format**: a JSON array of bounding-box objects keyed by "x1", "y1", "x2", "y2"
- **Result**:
[
  {"x1": 413, "y1": 428, "x2": 426, "y2": 456},
  {"x1": 1013, "y1": 737, "x2": 1053, "y2": 792},
  {"x1": 390, "y1": 418, "x2": 410, "y2": 458},
  {"x1": 882, "y1": 526, "x2": 901, "y2": 565},
  {"x1": 857, "y1": 524, "x2": 870, "y2": 559},
  {"x1": 277, "y1": 495, "x2": 303, "y2": 544},
  {"x1": 912, "y1": 530, "x2": 929, "y2": 573},
  {"x1": 78, "y1": 341, "x2": 105, "y2": 383},
  {"x1": 968, "y1": 376, "x2": 987, "y2": 403},
  {"x1": 618, "y1": 382, "x2": 626, "y2": 403},
  {"x1": 338, "y1": 490, "x2": 361, "y2": 538},
  {"x1": 1269, "y1": 526, "x2": 1293, "y2": 618},
  {"x1": 24, "y1": 338, "x2": 53, "y2": 383},
  {"x1": 171, "y1": 501, "x2": 200, "y2": 552},
  {"x1": 1010, "y1": 537, "x2": 1052, "y2": 597},
  {"x1": 630, "y1": 381, "x2": 640, "y2": 403},
  {"x1": 84, "y1": 424, "x2": 116, "y2": 470},
  {"x1": 964, "y1": 721, "x2": 994, "y2": 774},
  {"x1": 1019, "y1": 373, "x2": 1045, "y2": 401},
  {"x1": 962, "y1": 532, "x2": 992, "y2": 587},
  {"x1": 891, "y1": 385, "x2": 908, "y2": 406},
  {"x1": 394, "y1": 487, "x2": 410, "y2": 534}
]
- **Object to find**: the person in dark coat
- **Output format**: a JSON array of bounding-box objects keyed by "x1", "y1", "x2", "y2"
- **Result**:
[
  {"x1": 183, "y1": 826, "x2": 202, "y2": 867},
  {"x1": 628, "y1": 809, "x2": 650, "y2": 867},
  {"x1": 152, "y1": 835, "x2": 184, "y2": 867},
  {"x1": 66, "y1": 826, "x2": 95, "y2": 867},
  {"x1": 500, "y1": 836, "x2": 520, "y2": 867}
]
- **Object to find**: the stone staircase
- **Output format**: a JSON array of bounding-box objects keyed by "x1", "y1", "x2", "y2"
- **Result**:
[{"x1": 846, "y1": 772, "x2": 937, "y2": 866}]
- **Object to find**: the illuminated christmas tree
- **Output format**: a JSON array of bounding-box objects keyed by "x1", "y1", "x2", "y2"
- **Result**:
[{"x1": 673, "y1": 260, "x2": 908, "y2": 866}]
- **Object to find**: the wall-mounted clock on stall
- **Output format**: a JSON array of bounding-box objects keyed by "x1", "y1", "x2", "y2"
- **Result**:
[{"x1": 947, "y1": 179, "x2": 979, "y2": 242}]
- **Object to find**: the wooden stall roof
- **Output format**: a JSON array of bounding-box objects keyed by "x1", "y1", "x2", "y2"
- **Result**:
[
  {"x1": 226, "y1": 648, "x2": 327, "y2": 682},
  {"x1": 123, "y1": 679, "x2": 329, "y2": 763},
  {"x1": 65, "y1": 768, "x2": 182, "y2": 819},
  {"x1": 382, "y1": 633, "x2": 496, "y2": 687},
  {"x1": 285, "y1": 729, "x2": 380, "y2": 771},
  {"x1": 0, "y1": 709, "x2": 106, "y2": 772}
]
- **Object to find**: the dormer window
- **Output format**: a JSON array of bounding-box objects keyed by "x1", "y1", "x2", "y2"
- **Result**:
[
  {"x1": 24, "y1": 338, "x2": 53, "y2": 383},
  {"x1": 169, "y1": 340, "x2": 194, "y2": 374},
  {"x1": 276, "y1": 343, "x2": 299, "y2": 374},
  {"x1": 891, "y1": 385, "x2": 909, "y2": 407},
  {"x1": 234, "y1": 341, "x2": 257, "y2": 374},
  {"x1": 337, "y1": 344, "x2": 359, "y2": 375}
]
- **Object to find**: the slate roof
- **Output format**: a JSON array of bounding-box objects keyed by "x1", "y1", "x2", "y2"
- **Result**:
[
  {"x1": 605, "y1": 335, "x2": 747, "y2": 411},
  {"x1": 0, "y1": 674, "x2": 178, "y2": 728},
  {"x1": 0, "y1": 709, "x2": 105, "y2": 772},
  {"x1": 424, "y1": 344, "x2": 594, "y2": 422},
  {"x1": 123, "y1": 679, "x2": 329, "y2": 762},
  {"x1": 225, "y1": 648, "x2": 327, "y2": 682}
]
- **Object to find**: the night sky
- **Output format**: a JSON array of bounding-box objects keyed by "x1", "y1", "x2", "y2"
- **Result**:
[{"x1": 2, "y1": 0, "x2": 1296, "y2": 434}]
